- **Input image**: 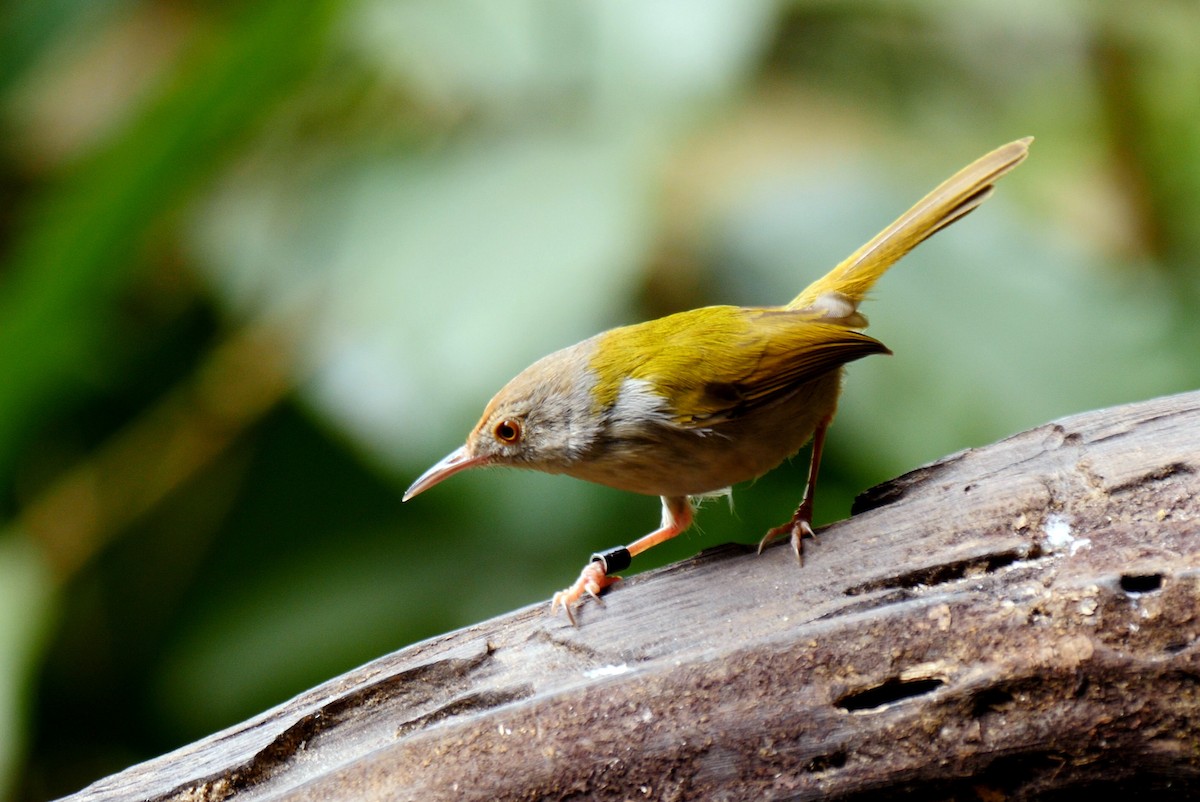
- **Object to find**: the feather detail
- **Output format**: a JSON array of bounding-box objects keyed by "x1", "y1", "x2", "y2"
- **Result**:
[
  {"x1": 787, "y1": 137, "x2": 1031, "y2": 322},
  {"x1": 589, "y1": 306, "x2": 889, "y2": 429}
]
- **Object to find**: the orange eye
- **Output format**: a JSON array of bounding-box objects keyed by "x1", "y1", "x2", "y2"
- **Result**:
[{"x1": 494, "y1": 419, "x2": 522, "y2": 444}]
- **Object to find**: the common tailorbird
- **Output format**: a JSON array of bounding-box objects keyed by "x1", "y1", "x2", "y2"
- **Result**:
[{"x1": 405, "y1": 137, "x2": 1032, "y2": 624}]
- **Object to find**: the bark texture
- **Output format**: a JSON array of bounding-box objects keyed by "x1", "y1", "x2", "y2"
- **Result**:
[{"x1": 62, "y1": 391, "x2": 1200, "y2": 801}]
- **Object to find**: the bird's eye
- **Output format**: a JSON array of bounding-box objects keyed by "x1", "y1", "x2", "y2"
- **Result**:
[{"x1": 493, "y1": 419, "x2": 522, "y2": 444}]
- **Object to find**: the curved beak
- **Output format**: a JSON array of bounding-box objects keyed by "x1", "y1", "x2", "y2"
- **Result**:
[{"x1": 403, "y1": 446, "x2": 489, "y2": 501}]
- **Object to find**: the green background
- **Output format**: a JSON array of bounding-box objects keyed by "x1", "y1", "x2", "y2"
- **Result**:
[{"x1": 1, "y1": 2, "x2": 1197, "y2": 799}]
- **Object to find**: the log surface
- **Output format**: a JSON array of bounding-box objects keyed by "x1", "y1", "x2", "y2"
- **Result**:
[{"x1": 62, "y1": 391, "x2": 1200, "y2": 801}]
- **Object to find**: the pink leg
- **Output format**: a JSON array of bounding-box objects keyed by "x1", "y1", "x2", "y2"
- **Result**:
[
  {"x1": 551, "y1": 495, "x2": 693, "y2": 625},
  {"x1": 758, "y1": 415, "x2": 831, "y2": 564}
]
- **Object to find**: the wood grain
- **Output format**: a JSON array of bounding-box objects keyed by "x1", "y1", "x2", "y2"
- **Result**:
[{"x1": 62, "y1": 390, "x2": 1200, "y2": 801}]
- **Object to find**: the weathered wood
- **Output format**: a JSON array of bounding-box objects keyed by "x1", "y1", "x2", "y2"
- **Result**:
[{"x1": 62, "y1": 391, "x2": 1200, "y2": 801}]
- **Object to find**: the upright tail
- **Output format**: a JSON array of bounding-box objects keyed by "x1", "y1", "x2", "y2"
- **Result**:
[{"x1": 787, "y1": 137, "x2": 1032, "y2": 324}]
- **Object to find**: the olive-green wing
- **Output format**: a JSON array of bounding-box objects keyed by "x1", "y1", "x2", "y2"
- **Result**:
[
  {"x1": 675, "y1": 311, "x2": 888, "y2": 426},
  {"x1": 592, "y1": 306, "x2": 888, "y2": 428}
]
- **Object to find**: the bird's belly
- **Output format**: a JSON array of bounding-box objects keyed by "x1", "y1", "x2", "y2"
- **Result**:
[{"x1": 566, "y1": 371, "x2": 843, "y2": 497}]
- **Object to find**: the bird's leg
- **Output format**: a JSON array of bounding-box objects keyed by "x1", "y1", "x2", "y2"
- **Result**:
[
  {"x1": 758, "y1": 414, "x2": 831, "y2": 565},
  {"x1": 551, "y1": 495, "x2": 693, "y2": 625}
]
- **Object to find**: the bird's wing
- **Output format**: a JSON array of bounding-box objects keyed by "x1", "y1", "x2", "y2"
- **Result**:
[{"x1": 594, "y1": 306, "x2": 888, "y2": 428}]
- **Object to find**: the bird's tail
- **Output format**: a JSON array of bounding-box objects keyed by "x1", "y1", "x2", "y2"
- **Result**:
[{"x1": 786, "y1": 137, "x2": 1032, "y2": 324}]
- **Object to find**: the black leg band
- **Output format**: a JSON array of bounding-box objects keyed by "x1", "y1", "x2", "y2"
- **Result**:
[{"x1": 591, "y1": 546, "x2": 632, "y2": 574}]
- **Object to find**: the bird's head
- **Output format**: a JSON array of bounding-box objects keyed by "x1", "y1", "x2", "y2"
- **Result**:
[{"x1": 403, "y1": 344, "x2": 599, "y2": 501}]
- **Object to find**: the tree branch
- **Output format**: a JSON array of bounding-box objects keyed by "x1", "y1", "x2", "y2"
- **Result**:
[{"x1": 62, "y1": 391, "x2": 1200, "y2": 801}]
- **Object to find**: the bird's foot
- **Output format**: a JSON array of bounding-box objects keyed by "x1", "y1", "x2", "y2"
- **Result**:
[
  {"x1": 757, "y1": 503, "x2": 815, "y2": 565},
  {"x1": 550, "y1": 560, "x2": 619, "y2": 626}
]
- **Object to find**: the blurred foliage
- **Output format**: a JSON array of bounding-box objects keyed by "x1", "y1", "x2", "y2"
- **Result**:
[{"x1": 0, "y1": 1, "x2": 1197, "y2": 799}]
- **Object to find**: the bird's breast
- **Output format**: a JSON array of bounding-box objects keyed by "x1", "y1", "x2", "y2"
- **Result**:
[{"x1": 565, "y1": 370, "x2": 843, "y2": 497}]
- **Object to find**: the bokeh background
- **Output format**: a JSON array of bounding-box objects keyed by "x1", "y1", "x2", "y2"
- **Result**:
[{"x1": 2, "y1": 1, "x2": 1198, "y2": 798}]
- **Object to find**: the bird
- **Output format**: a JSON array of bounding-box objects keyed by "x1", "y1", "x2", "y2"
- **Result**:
[{"x1": 404, "y1": 137, "x2": 1032, "y2": 624}]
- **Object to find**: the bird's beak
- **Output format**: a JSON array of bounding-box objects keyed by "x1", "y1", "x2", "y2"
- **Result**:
[{"x1": 403, "y1": 446, "x2": 489, "y2": 501}]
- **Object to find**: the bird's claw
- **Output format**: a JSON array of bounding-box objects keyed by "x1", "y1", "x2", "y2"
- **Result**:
[
  {"x1": 550, "y1": 560, "x2": 620, "y2": 625},
  {"x1": 758, "y1": 503, "x2": 816, "y2": 565}
]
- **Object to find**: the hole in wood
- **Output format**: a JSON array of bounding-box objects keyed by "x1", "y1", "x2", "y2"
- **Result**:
[
  {"x1": 844, "y1": 547, "x2": 1037, "y2": 596},
  {"x1": 836, "y1": 677, "x2": 944, "y2": 712},
  {"x1": 1120, "y1": 573, "x2": 1164, "y2": 594},
  {"x1": 970, "y1": 687, "x2": 1015, "y2": 717},
  {"x1": 805, "y1": 750, "x2": 847, "y2": 773}
]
